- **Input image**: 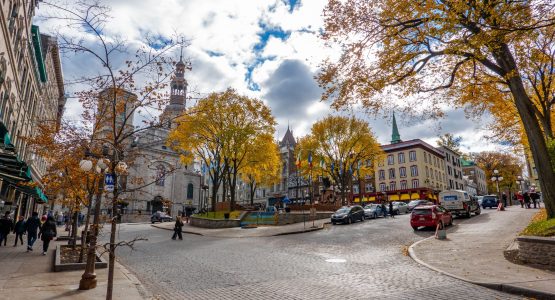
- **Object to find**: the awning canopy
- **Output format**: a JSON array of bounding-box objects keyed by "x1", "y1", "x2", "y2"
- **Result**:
[
  {"x1": 411, "y1": 193, "x2": 420, "y2": 199},
  {"x1": 400, "y1": 194, "x2": 410, "y2": 200},
  {"x1": 390, "y1": 195, "x2": 400, "y2": 201}
]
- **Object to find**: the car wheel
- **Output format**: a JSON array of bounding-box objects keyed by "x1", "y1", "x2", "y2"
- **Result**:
[
  {"x1": 360, "y1": 215, "x2": 364, "y2": 222},
  {"x1": 348, "y1": 217, "x2": 352, "y2": 224},
  {"x1": 373, "y1": 213, "x2": 377, "y2": 219},
  {"x1": 412, "y1": 226, "x2": 418, "y2": 231},
  {"x1": 332, "y1": 222, "x2": 336, "y2": 225}
]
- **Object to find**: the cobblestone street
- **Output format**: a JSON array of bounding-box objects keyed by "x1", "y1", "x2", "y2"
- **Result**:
[{"x1": 113, "y1": 210, "x2": 521, "y2": 299}]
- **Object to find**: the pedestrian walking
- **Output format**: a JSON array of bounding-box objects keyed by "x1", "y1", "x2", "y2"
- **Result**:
[
  {"x1": 502, "y1": 192, "x2": 508, "y2": 207},
  {"x1": 530, "y1": 191, "x2": 540, "y2": 208},
  {"x1": 0, "y1": 212, "x2": 14, "y2": 246},
  {"x1": 13, "y1": 216, "x2": 26, "y2": 247},
  {"x1": 389, "y1": 202, "x2": 395, "y2": 218},
  {"x1": 172, "y1": 216, "x2": 184, "y2": 240},
  {"x1": 40, "y1": 215, "x2": 57, "y2": 255},
  {"x1": 57, "y1": 212, "x2": 64, "y2": 226},
  {"x1": 25, "y1": 212, "x2": 41, "y2": 252},
  {"x1": 381, "y1": 202, "x2": 388, "y2": 218},
  {"x1": 516, "y1": 192, "x2": 524, "y2": 208},
  {"x1": 523, "y1": 192, "x2": 532, "y2": 209}
]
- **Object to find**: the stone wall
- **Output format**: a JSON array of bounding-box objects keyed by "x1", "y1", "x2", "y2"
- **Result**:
[
  {"x1": 517, "y1": 236, "x2": 555, "y2": 269},
  {"x1": 190, "y1": 217, "x2": 242, "y2": 228}
]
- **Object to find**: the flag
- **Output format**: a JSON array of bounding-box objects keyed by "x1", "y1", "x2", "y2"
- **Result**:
[
  {"x1": 319, "y1": 158, "x2": 326, "y2": 170},
  {"x1": 201, "y1": 162, "x2": 207, "y2": 175},
  {"x1": 296, "y1": 150, "x2": 302, "y2": 168},
  {"x1": 308, "y1": 151, "x2": 313, "y2": 168}
]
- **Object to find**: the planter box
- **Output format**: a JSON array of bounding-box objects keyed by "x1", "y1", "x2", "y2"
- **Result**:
[
  {"x1": 54, "y1": 245, "x2": 107, "y2": 272},
  {"x1": 190, "y1": 216, "x2": 241, "y2": 228},
  {"x1": 516, "y1": 236, "x2": 555, "y2": 270}
]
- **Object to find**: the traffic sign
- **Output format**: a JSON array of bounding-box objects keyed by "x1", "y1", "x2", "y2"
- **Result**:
[{"x1": 105, "y1": 173, "x2": 115, "y2": 192}]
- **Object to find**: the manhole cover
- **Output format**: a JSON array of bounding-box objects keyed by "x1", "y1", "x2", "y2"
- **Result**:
[{"x1": 325, "y1": 258, "x2": 347, "y2": 263}]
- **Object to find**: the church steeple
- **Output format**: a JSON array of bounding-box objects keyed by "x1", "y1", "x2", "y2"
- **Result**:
[
  {"x1": 391, "y1": 112, "x2": 402, "y2": 144},
  {"x1": 161, "y1": 48, "x2": 189, "y2": 128}
]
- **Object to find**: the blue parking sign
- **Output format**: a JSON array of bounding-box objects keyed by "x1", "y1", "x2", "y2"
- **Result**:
[{"x1": 105, "y1": 173, "x2": 115, "y2": 192}]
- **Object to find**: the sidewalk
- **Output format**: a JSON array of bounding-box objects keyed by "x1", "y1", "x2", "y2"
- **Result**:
[
  {"x1": 0, "y1": 235, "x2": 148, "y2": 300},
  {"x1": 152, "y1": 218, "x2": 330, "y2": 238},
  {"x1": 409, "y1": 207, "x2": 555, "y2": 299}
]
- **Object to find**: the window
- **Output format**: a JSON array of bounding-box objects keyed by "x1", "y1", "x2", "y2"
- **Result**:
[
  {"x1": 379, "y1": 183, "x2": 386, "y2": 192},
  {"x1": 425, "y1": 166, "x2": 429, "y2": 177},
  {"x1": 412, "y1": 179, "x2": 419, "y2": 188},
  {"x1": 388, "y1": 168, "x2": 395, "y2": 179},
  {"x1": 155, "y1": 165, "x2": 166, "y2": 186},
  {"x1": 389, "y1": 182, "x2": 396, "y2": 191},
  {"x1": 447, "y1": 165, "x2": 452, "y2": 175},
  {"x1": 365, "y1": 184, "x2": 373, "y2": 192},
  {"x1": 400, "y1": 180, "x2": 407, "y2": 190},
  {"x1": 399, "y1": 167, "x2": 406, "y2": 178},
  {"x1": 187, "y1": 183, "x2": 194, "y2": 199},
  {"x1": 379, "y1": 170, "x2": 385, "y2": 180},
  {"x1": 410, "y1": 165, "x2": 418, "y2": 176},
  {"x1": 424, "y1": 153, "x2": 427, "y2": 163},
  {"x1": 398, "y1": 152, "x2": 405, "y2": 163},
  {"x1": 378, "y1": 159, "x2": 384, "y2": 167},
  {"x1": 387, "y1": 154, "x2": 394, "y2": 165},
  {"x1": 353, "y1": 185, "x2": 359, "y2": 194},
  {"x1": 409, "y1": 151, "x2": 416, "y2": 161}
]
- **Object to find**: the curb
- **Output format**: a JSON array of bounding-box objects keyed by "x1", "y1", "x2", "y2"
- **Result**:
[
  {"x1": 408, "y1": 236, "x2": 555, "y2": 300},
  {"x1": 116, "y1": 260, "x2": 152, "y2": 299}
]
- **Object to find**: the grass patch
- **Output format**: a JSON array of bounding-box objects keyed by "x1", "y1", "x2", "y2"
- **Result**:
[
  {"x1": 193, "y1": 210, "x2": 242, "y2": 220},
  {"x1": 521, "y1": 209, "x2": 555, "y2": 237}
]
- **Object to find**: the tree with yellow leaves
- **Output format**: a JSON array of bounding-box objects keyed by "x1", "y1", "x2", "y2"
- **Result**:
[
  {"x1": 169, "y1": 88, "x2": 277, "y2": 211},
  {"x1": 296, "y1": 115, "x2": 383, "y2": 205},
  {"x1": 241, "y1": 135, "x2": 281, "y2": 205},
  {"x1": 319, "y1": 0, "x2": 555, "y2": 217}
]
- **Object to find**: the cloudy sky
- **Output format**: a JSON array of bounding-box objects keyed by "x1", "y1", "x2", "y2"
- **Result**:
[{"x1": 37, "y1": 0, "x2": 505, "y2": 153}]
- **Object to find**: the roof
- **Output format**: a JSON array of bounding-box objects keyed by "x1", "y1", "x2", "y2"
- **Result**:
[
  {"x1": 280, "y1": 126, "x2": 296, "y2": 147},
  {"x1": 381, "y1": 139, "x2": 445, "y2": 157},
  {"x1": 391, "y1": 112, "x2": 401, "y2": 144},
  {"x1": 460, "y1": 159, "x2": 476, "y2": 167}
]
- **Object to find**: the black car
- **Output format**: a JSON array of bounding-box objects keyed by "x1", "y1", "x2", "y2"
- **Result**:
[
  {"x1": 151, "y1": 212, "x2": 173, "y2": 223},
  {"x1": 481, "y1": 195, "x2": 499, "y2": 209},
  {"x1": 331, "y1": 206, "x2": 365, "y2": 225}
]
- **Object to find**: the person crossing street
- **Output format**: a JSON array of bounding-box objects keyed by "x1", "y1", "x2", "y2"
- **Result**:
[
  {"x1": 13, "y1": 216, "x2": 25, "y2": 247},
  {"x1": 25, "y1": 212, "x2": 41, "y2": 252}
]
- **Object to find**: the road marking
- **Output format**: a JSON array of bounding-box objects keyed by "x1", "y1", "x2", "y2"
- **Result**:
[{"x1": 325, "y1": 258, "x2": 346, "y2": 263}]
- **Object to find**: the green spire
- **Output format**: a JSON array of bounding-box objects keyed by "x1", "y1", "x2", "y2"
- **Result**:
[{"x1": 391, "y1": 112, "x2": 401, "y2": 144}]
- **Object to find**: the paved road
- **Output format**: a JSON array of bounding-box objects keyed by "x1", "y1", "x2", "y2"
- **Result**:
[{"x1": 112, "y1": 210, "x2": 522, "y2": 299}]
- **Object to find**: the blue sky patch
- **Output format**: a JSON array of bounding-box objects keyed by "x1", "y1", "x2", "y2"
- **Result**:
[{"x1": 284, "y1": 0, "x2": 301, "y2": 13}]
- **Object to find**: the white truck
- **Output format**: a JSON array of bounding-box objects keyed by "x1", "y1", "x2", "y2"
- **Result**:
[{"x1": 438, "y1": 190, "x2": 481, "y2": 218}]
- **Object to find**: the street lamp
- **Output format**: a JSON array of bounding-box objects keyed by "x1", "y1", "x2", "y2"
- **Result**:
[
  {"x1": 491, "y1": 170, "x2": 504, "y2": 206},
  {"x1": 516, "y1": 176, "x2": 524, "y2": 193},
  {"x1": 79, "y1": 148, "x2": 112, "y2": 290}
]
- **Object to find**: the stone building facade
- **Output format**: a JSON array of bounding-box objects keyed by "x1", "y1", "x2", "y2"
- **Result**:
[
  {"x1": 123, "y1": 56, "x2": 200, "y2": 218},
  {"x1": 437, "y1": 146, "x2": 465, "y2": 190},
  {"x1": 461, "y1": 159, "x2": 488, "y2": 195},
  {"x1": 0, "y1": 1, "x2": 65, "y2": 218}
]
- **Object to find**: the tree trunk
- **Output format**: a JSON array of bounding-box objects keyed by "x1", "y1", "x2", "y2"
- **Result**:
[
  {"x1": 79, "y1": 192, "x2": 94, "y2": 263},
  {"x1": 495, "y1": 44, "x2": 555, "y2": 217},
  {"x1": 71, "y1": 210, "x2": 79, "y2": 250},
  {"x1": 249, "y1": 182, "x2": 256, "y2": 206}
]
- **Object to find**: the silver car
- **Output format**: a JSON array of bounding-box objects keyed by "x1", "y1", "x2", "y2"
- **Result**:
[
  {"x1": 363, "y1": 204, "x2": 387, "y2": 219},
  {"x1": 392, "y1": 202, "x2": 409, "y2": 214}
]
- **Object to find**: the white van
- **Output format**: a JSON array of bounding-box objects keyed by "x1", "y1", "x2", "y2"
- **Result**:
[{"x1": 439, "y1": 190, "x2": 481, "y2": 218}]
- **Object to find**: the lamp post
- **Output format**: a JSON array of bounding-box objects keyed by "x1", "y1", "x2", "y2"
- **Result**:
[
  {"x1": 516, "y1": 176, "x2": 524, "y2": 193},
  {"x1": 79, "y1": 146, "x2": 117, "y2": 290},
  {"x1": 491, "y1": 170, "x2": 504, "y2": 206}
]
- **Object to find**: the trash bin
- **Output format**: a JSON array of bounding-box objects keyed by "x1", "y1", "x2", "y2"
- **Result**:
[{"x1": 224, "y1": 213, "x2": 230, "y2": 219}]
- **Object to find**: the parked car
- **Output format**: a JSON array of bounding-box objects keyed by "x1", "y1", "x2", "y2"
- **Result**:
[
  {"x1": 481, "y1": 195, "x2": 499, "y2": 209},
  {"x1": 408, "y1": 200, "x2": 431, "y2": 211},
  {"x1": 151, "y1": 211, "x2": 173, "y2": 223},
  {"x1": 439, "y1": 190, "x2": 481, "y2": 218},
  {"x1": 331, "y1": 206, "x2": 365, "y2": 224},
  {"x1": 392, "y1": 202, "x2": 410, "y2": 214},
  {"x1": 410, "y1": 205, "x2": 453, "y2": 230},
  {"x1": 363, "y1": 204, "x2": 387, "y2": 219}
]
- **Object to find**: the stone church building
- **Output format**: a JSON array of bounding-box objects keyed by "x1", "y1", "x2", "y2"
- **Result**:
[{"x1": 123, "y1": 56, "x2": 201, "y2": 218}]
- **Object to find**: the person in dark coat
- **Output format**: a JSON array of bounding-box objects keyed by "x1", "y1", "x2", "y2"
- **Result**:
[
  {"x1": 40, "y1": 215, "x2": 57, "y2": 255},
  {"x1": 0, "y1": 211, "x2": 14, "y2": 246},
  {"x1": 172, "y1": 216, "x2": 184, "y2": 240},
  {"x1": 389, "y1": 202, "x2": 395, "y2": 218},
  {"x1": 25, "y1": 212, "x2": 41, "y2": 252},
  {"x1": 381, "y1": 202, "x2": 388, "y2": 218},
  {"x1": 13, "y1": 216, "x2": 25, "y2": 247},
  {"x1": 523, "y1": 192, "x2": 532, "y2": 208}
]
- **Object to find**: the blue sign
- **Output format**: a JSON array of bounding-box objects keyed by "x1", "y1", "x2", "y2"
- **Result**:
[
  {"x1": 105, "y1": 173, "x2": 115, "y2": 192},
  {"x1": 444, "y1": 195, "x2": 458, "y2": 201}
]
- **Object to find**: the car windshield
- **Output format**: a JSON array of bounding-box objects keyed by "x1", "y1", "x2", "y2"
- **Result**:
[
  {"x1": 335, "y1": 208, "x2": 349, "y2": 214},
  {"x1": 412, "y1": 209, "x2": 432, "y2": 215},
  {"x1": 408, "y1": 200, "x2": 421, "y2": 206},
  {"x1": 483, "y1": 196, "x2": 496, "y2": 201},
  {"x1": 364, "y1": 204, "x2": 378, "y2": 209}
]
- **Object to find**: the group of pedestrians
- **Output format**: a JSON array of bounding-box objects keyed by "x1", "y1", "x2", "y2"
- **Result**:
[
  {"x1": 379, "y1": 201, "x2": 396, "y2": 218},
  {"x1": 0, "y1": 211, "x2": 57, "y2": 255},
  {"x1": 515, "y1": 191, "x2": 541, "y2": 209}
]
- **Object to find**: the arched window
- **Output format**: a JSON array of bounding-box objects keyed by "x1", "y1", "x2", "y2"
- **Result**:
[{"x1": 187, "y1": 183, "x2": 194, "y2": 199}]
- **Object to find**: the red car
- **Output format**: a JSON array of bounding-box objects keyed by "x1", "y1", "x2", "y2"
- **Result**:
[{"x1": 410, "y1": 205, "x2": 453, "y2": 231}]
